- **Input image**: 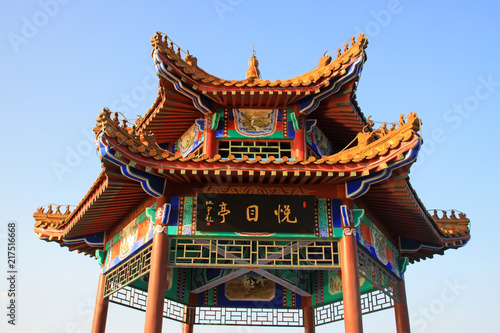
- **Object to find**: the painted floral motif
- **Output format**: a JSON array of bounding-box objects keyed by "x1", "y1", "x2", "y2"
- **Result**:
[
  {"x1": 312, "y1": 126, "x2": 333, "y2": 155},
  {"x1": 225, "y1": 272, "x2": 275, "y2": 301},
  {"x1": 118, "y1": 217, "x2": 139, "y2": 260},
  {"x1": 328, "y1": 270, "x2": 365, "y2": 295},
  {"x1": 179, "y1": 122, "x2": 203, "y2": 156},
  {"x1": 371, "y1": 224, "x2": 388, "y2": 265},
  {"x1": 234, "y1": 109, "x2": 278, "y2": 137}
]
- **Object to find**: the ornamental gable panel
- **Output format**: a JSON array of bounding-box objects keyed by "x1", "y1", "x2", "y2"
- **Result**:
[
  {"x1": 214, "y1": 108, "x2": 294, "y2": 140},
  {"x1": 175, "y1": 120, "x2": 204, "y2": 157},
  {"x1": 104, "y1": 204, "x2": 156, "y2": 273},
  {"x1": 356, "y1": 210, "x2": 400, "y2": 278},
  {"x1": 306, "y1": 123, "x2": 334, "y2": 156}
]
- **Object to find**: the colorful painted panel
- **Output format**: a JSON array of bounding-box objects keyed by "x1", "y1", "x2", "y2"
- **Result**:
[
  {"x1": 307, "y1": 124, "x2": 334, "y2": 156},
  {"x1": 104, "y1": 207, "x2": 155, "y2": 273},
  {"x1": 233, "y1": 109, "x2": 278, "y2": 136},
  {"x1": 316, "y1": 198, "x2": 343, "y2": 237},
  {"x1": 357, "y1": 214, "x2": 400, "y2": 278},
  {"x1": 206, "y1": 273, "x2": 303, "y2": 308},
  {"x1": 318, "y1": 270, "x2": 374, "y2": 305},
  {"x1": 225, "y1": 273, "x2": 276, "y2": 301},
  {"x1": 129, "y1": 267, "x2": 191, "y2": 304},
  {"x1": 214, "y1": 108, "x2": 295, "y2": 139},
  {"x1": 176, "y1": 120, "x2": 204, "y2": 157},
  {"x1": 188, "y1": 268, "x2": 309, "y2": 308}
]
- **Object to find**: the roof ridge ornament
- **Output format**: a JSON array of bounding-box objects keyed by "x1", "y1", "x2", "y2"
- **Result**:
[{"x1": 246, "y1": 45, "x2": 260, "y2": 80}]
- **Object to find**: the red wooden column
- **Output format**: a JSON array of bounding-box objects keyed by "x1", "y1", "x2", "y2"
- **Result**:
[
  {"x1": 303, "y1": 295, "x2": 315, "y2": 333},
  {"x1": 293, "y1": 106, "x2": 307, "y2": 161},
  {"x1": 91, "y1": 271, "x2": 109, "y2": 333},
  {"x1": 144, "y1": 199, "x2": 170, "y2": 333},
  {"x1": 182, "y1": 292, "x2": 198, "y2": 333},
  {"x1": 204, "y1": 112, "x2": 217, "y2": 158},
  {"x1": 340, "y1": 227, "x2": 363, "y2": 333},
  {"x1": 394, "y1": 278, "x2": 411, "y2": 333}
]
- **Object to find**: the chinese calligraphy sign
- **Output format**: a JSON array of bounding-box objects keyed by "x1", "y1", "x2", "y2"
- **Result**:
[{"x1": 196, "y1": 193, "x2": 315, "y2": 233}]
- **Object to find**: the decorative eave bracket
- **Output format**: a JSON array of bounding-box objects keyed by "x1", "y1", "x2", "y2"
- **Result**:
[
  {"x1": 399, "y1": 237, "x2": 444, "y2": 254},
  {"x1": 299, "y1": 55, "x2": 365, "y2": 115},
  {"x1": 63, "y1": 232, "x2": 105, "y2": 247},
  {"x1": 97, "y1": 133, "x2": 166, "y2": 198},
  {"x1": 153, "y1": 49, "x2": 212, "y2": 114},
  {"x1": 345, "y1": 138, "x2": 422, "y2": 199}
]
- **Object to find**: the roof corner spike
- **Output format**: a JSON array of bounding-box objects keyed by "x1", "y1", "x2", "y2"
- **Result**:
[{"x1": 246, "y1": 45, "x2": 260, "y2": 80}]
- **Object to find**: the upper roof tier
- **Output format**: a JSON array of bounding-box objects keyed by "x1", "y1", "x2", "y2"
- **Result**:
[
  {"x1": 133, "y1": 33, "x2": 369, "y2": 149},
  {"x1": 151, "y1": 31, "x2": 368, "y2": 90},
  {"x1": 149, "y1": 32, "x2": 368, "y2": 114}
]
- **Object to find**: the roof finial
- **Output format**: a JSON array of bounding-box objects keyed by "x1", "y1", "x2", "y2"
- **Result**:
[{"x1": 246, "y1": 45, "x2": 260, "y2": 80}]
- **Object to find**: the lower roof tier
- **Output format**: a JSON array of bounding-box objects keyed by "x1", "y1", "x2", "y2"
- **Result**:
[{"x1": 33, "y1": 111, "x2": 470, "y2": 263}]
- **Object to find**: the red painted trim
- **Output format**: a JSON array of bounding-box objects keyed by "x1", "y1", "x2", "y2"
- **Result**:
[{"x1": 204, "y1": 113, "x2": 216, "y2": 158}]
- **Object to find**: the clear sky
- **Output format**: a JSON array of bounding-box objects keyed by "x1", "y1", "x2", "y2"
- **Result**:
[{"x1": 1, "y1": 1, "x2": 499, "y2": 332}]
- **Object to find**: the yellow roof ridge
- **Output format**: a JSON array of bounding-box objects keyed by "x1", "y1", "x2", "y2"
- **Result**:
[{"x1": 151, "y1": 32, "x2": 368, "y2": 88}]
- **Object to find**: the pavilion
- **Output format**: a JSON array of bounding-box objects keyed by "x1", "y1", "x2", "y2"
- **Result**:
[{"x1": 34, "y1": 32, "x2": 470, "y2": 333}]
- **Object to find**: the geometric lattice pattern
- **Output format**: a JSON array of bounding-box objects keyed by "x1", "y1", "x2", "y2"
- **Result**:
[
  {"x1": 169, "y1": 238, "x2": 340, "y2": 269},
  {"x1": 104, "y1": 244, "x2": 152, "y2": 297},
  {"x1": 108, "y1": 283, "x2": 393, "y2": 326},
  {"x1": 163, "y1": 298, "x2": 187, "y2": 322},
  {"x1": 315, "y1": 299, "x2": 344, "y2": 325},
  {"x1": 195, "y1": 307, "x2": 304, "y2": 326},
  {"x1": 314, "y1": 289, "x2": 394, "y2": 326},
  {"x1": 109, "y1": 286, "x2": 186, "y2": 322},
  {"x1": 218, "y1": 141, "x2": 292, "y2": 160},
  {"x1": 357, "y1": 247, "x2": 400, "y2": 302},
  {"x1": 109, "y1": 285, "x2": 148, "y2": 311},
  {"x1": 360, "y1": 289, "x2": 394, "y2": 314}
]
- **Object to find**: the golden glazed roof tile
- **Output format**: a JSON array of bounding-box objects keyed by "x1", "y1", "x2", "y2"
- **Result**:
[
  {"x1": 94, "y1": 110, "x2": 421, "y2": 175},
  {"x1": 150, "y1": 32, "x2": 368, "y2": 89},
  {"x1": 431, "y1": 210, "x2": 471, "y2": 237}
]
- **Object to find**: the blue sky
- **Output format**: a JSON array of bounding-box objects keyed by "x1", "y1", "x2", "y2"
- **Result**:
[{"x1": 1, "y1": 1, "x2": 498, "y2": 332}]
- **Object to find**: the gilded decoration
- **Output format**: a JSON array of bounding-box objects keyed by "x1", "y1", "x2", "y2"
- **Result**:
[
  {"x1": 94, "y1": 107, "x2": 174, "y2": 159},
  {"x1": 33, "y1": 204, "x2": 72, "y2": 229},
  {"x1": 431, "y1": 210, "x2": 471, "y2": 236},
  {"x1": 233, "y1": 109, "x2": 278, "y2": 137},
  {"x1": 328, "y1": 112, "x2": 420, "y2": 164},
  {"x1": 178, "y1": 122, "x2": 203, "y2": 157}
]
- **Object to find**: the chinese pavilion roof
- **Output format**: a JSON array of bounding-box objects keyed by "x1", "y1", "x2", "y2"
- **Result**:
[
  {"x1": 33, "y1": 32, "x2": 470, "y2": 263},
  {"x1": 136, "y1": 33, "x2": 369, "y2": 147}
]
